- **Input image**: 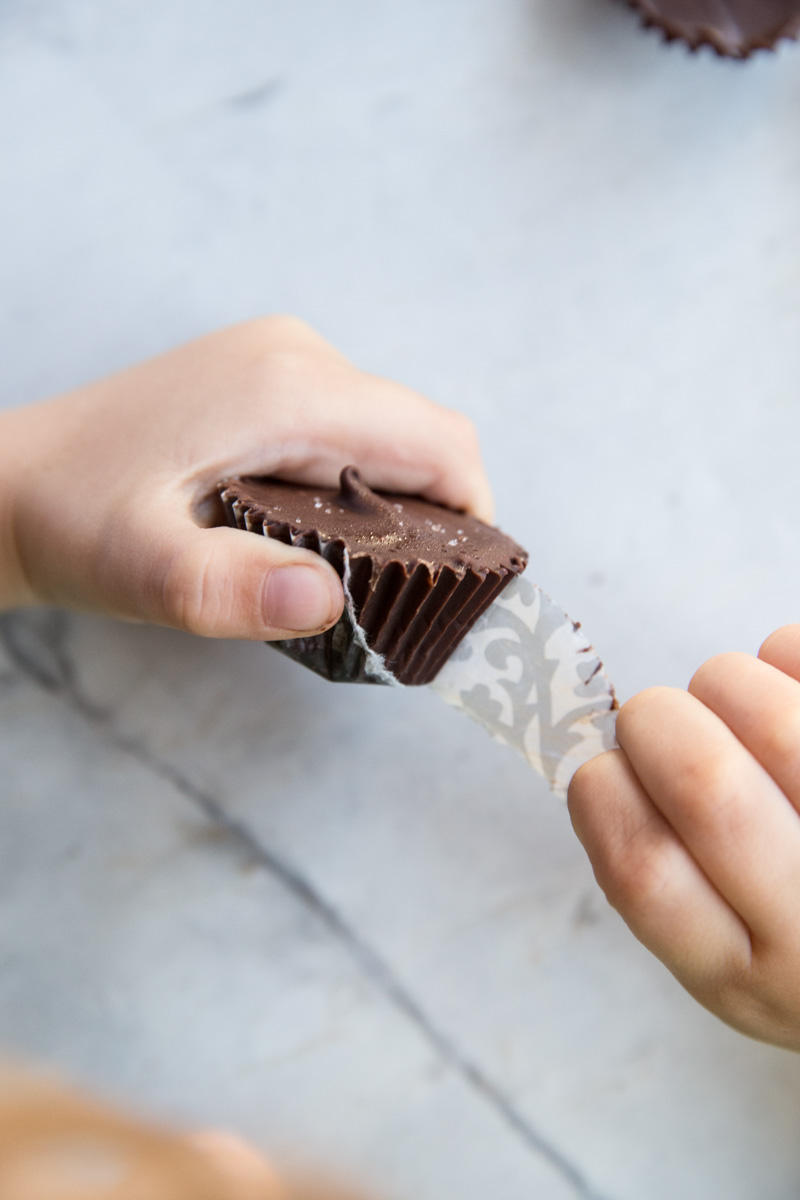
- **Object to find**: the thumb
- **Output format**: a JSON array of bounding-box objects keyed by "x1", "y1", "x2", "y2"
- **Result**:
[{"x1": 152, "y1": 519, "x2": 344, "y2": 641}]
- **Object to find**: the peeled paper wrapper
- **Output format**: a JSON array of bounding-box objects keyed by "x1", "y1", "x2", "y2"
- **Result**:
[
  {"x1": 430, "y1": 575, "x2": 618, "y2": 798},
  {"x1": 273, "y1": 556, "x2": 618, "y2": 798}
]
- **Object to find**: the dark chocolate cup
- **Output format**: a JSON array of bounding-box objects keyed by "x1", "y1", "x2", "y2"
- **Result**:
[
  {"x1": 626, "y1": 0, "x2": 800, "y2": 57},
  {"x1": 220, "y1": 488, "x2": 520, "y2": 686}
]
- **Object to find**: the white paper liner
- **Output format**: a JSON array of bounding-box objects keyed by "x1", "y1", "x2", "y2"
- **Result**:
[
  {"x1": 293, "y1": 525, "x2": 617, "y2": 793},
  {"x1": 430, "y1": 575, "x2": 618, "y2": 798}
]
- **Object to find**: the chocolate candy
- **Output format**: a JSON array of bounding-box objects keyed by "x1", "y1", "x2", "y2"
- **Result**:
[
  {"x1": 627, "y1": 0, "x2": 800, "y2": 57},
  {"x1": 219, "y1": 467, "x2": 527, "y2": 686}
]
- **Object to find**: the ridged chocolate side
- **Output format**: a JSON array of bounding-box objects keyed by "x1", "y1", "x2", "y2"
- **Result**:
[
  {"x1": 627, "y1": 0, "x2": 800, "y2": 57},
  {"x1": 219, "y1": 472, "x2": 527, "y2": 686}
]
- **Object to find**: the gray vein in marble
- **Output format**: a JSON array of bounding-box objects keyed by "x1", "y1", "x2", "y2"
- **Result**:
[{"x1": 0, "y1": 608, "x2": 613, "y2": 1200}]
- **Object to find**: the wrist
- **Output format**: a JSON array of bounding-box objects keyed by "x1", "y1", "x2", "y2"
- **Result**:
[{"x1": 0, "y1": 407, "x2": 40, "y2": 611}]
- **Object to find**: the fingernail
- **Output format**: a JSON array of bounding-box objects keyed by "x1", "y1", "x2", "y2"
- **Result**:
[{"x1": 264, "y1": 566, "x2": 341, "y2": 633}]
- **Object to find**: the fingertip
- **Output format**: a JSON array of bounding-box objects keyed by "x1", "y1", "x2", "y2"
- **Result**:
[
  {"x1": 688, "y1": 651, "x2": 753, "y2": 698},
  {"x1": 454, "y1": 435, "x2": 495, "y2": 525},
  {"x1": 615, "y1": 686, "x2": 683, "y2": 746},
  {"x1": 435, "y1": 476, "x2": 494, "y2": 526},
  {"x1": 759, "y1": 624, "x2": 800, "y2": 671}
]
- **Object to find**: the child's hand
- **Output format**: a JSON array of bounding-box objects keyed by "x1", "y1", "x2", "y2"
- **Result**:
[
  {"x1": 568, "y1": 625, "x2": 800, "y2": 1051},
  {"x1": 0, "y1": 317, "x2": 492, "y2": 639}
]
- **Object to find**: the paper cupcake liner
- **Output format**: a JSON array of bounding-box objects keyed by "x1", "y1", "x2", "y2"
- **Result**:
[{"x1": 431, "y1": 574, "x2": 618, "y2": 798}]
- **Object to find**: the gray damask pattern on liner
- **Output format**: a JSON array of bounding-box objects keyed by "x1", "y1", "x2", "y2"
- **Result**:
[{"x1": 431, "y1": 576, "x2": 618, "y2": 798}]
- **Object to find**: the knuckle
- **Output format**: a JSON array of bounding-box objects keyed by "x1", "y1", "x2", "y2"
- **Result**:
[
  {"x1": 250, "y1": 313, "x2": 314, "y2": 343},
  {"x1": 694, "y1": 973, "x2": 748, "y2": 1029},
  {"x1": 602, "y1": 835, "x2": 677, "y2": 917},
  {"x1": 707, "y1": 969, "x2": 796, "y2": 1046},
  {"x1": 239, "y1": 317, "x2": 320, "y2": 388},
  {"x1": 673, "y1": 751, "x2": 745, "y2": 838},
  {"x1": 673, "y1": 937, "x2": 800, "y2": 1049},
  {"x1": 681, "y1": 749, "x2": 736, "y2": 800},
  {"x1": 254, "y1": 343, "x2": 306, "y2": 405}
]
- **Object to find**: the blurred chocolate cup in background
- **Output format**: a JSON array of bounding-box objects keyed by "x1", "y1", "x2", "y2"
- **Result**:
[{"x1": 626, "y1": 0, "x2": 800, "y2": 57}]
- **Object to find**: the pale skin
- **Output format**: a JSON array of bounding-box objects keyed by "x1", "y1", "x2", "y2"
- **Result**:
[
  {"x1": 3, "y1": 316, "x2": 800, "y2": 1062},
  {"x1": 569, "y1": 627, "x2": 800, "y2": 1052}
]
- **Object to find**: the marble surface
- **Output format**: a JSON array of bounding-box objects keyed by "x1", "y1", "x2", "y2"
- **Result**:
[{"x1": 2, "y1": 2, "x2": 800, "y2": 1197}]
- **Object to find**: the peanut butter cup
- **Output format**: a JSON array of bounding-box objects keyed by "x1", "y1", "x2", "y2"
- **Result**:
[
  {"x1": 627, "y1": 0, "x2": 800, "y2": 57},
  {"x1": 219, "y1": 467, "x2": 527, "y2": 686}
]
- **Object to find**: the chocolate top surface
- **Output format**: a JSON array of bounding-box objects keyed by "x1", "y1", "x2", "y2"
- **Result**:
[
  {"x1": 223, "y1": 466, "x2": 527, "y2": 577},
  {"x1": 629, "y1": 0, "x2": 800, "y2": 54}
]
